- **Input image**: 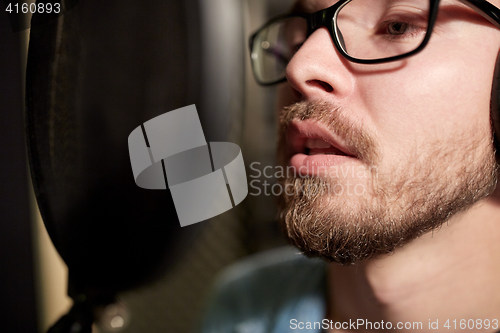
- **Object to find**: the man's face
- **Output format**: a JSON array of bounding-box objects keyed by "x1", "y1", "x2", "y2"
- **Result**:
[{"x1": 277, "y1": 0, "x2": 500, "y2": 264}]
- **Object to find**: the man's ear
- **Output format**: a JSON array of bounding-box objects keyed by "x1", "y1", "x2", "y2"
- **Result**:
[
  {"x1": 490, "y1": 50, "x2": 500, "y2": 201},
  {"x1": 491, "y1": 50, "x2": 500, "y2": 164}
]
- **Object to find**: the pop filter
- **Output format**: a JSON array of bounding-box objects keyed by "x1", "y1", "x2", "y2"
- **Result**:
[{"x1": 25, "y1": 0, "x2": 244, "y2": 331}]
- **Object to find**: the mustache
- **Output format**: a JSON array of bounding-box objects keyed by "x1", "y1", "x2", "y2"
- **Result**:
[{"x1": 278, "y1": 101, "x2": 379, "y2": 166}]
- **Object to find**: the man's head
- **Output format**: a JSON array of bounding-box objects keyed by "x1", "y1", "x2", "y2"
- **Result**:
[{"x1": 251, "y1": 0, "x2": 500, "y2": 264}]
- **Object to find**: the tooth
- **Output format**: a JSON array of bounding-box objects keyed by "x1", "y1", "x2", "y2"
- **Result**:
[
  {"x1": 305, "y1": 138, "x2": 332, "y2": 149},
  {"x1": 315, "y1": 139, "x2": 331, "y2": 149},
  {"x1": 305, "y1": 138, "x2": 315, "y2": 149}
]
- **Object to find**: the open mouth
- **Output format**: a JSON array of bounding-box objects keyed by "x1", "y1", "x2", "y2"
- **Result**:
[
  {"x1": 288, "y1": 120, "x2": 355, "y2": 158},
  {"x1": 303, "y1": 138, "x2": 349, "y2": 156},
  {"x1": 284, "y1": 120, "x2": 358, "y2": 175}
]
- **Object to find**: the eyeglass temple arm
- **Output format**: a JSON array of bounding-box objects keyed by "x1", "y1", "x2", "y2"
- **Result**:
[{"x1": 459, "y1": 0, "x2": 500, "y2": 29}]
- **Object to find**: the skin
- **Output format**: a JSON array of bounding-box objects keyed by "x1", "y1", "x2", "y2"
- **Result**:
[{"x1": 277, "y1": 0, "x2": 500, "y2": 331}]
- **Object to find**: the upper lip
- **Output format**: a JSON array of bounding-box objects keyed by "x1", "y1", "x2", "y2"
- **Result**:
[{"x1": 287, "y1": 119, "x2": 355, "y2": 157}]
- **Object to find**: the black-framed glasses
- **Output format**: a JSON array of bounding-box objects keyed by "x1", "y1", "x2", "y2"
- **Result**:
[{"x1": 249, "y1": 0, "x2": 500, "y2": 85}]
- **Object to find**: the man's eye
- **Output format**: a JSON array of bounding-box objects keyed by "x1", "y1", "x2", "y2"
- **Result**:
[
  {"x1": 387, "y1": 21, "x2": 410, "y2": 35},
  {"x1": 379, "y1": 18, "x2": 426, "y2": 41}
]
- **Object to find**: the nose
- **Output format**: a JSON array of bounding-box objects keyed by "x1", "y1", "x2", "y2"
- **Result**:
[{"x1": 285, "y1": 27, "x2": 354, "y2": 101}]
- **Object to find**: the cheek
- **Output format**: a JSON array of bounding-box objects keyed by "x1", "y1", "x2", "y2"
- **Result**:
[{"x1": 359, "y1": 47, "x2": 494, "y2": 160}]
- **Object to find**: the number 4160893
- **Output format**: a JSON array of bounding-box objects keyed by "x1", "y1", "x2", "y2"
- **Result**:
[
  {"x1": 5, "y1": 3, "x2": 61, "y2": 14},
  {"x1": 443, "y1": 319, "x2": 499, "y2": 330}
]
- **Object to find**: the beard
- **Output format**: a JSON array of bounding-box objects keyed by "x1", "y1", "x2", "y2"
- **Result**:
[{"x1": 277, "y1": 101, "x2": 498, "y2": 265}]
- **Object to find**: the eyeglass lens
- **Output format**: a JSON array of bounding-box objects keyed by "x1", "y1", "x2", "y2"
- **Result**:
[{"x1": 251, "y1": 0, "x2": 431, "y2": 84}]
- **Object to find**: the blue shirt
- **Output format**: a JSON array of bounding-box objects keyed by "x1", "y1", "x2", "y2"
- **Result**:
[{"x1": 201, "y1": 247, "x2": 327, "y2": 333}]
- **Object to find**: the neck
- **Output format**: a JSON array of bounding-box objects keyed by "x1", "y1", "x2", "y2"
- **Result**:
[{"x1": 327, "y1": 196, "x2": 500, "y2": 332}]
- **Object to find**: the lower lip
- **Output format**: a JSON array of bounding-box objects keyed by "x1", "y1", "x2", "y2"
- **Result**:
[{"x1": 290, "y1": 153, "x2": 357, "y2": 176}]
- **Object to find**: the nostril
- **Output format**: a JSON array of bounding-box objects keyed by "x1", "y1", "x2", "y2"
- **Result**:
[{"x1": 307, "y1": 79, "x2": 334, "y2": 92}]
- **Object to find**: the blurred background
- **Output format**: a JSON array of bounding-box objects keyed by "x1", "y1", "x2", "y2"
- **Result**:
[{"x1": 0, "y1": 0, "x2": 295, "y2": 332}]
